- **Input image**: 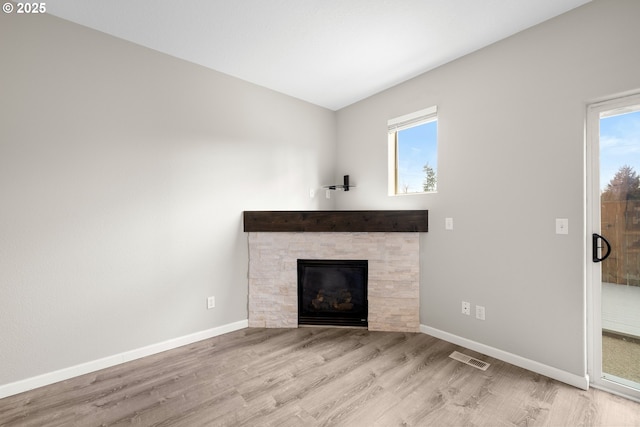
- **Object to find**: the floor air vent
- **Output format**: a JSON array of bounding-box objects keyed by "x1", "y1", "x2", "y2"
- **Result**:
[{"x1": 449, "y1": 351, "x2": 490, "y2": 371}]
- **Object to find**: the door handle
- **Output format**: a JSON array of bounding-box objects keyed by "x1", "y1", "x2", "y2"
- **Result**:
[{"x1": 592, "y1": 233, "x2": 611, "y2": 263}]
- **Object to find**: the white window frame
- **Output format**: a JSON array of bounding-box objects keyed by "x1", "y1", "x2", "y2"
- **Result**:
[{"x1": 387, "y1": 106, "x2": 438, "y2": 196}]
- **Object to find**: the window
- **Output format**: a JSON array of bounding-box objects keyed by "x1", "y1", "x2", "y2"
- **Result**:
[{"x1": 388, "y1": 106, "x2": 438, "y2": 195}]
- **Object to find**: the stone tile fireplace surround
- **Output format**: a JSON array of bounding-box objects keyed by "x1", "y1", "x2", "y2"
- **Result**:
[{"x1": 244, "y1": 211, "x2": 428, "y2": 332}]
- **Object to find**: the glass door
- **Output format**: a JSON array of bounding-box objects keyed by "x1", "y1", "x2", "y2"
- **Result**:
[{"x1": 588, "y1": 94, "x2": 640, "y2": 400}]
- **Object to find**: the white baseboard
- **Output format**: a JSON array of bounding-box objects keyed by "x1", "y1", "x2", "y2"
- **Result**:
[
  {"x1": 0, "y1": 320, "x2": 248, "y2": 399},
  {"x1": 420, "y1": 324, "x2": 589, "y2": 391},
  {"x1": 1, "y1": 321, "x2": 588, "y2": 400}
]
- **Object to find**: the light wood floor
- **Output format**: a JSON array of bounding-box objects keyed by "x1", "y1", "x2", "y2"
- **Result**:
[{"x1": 1, "y1": 327, "x2": 639, "y2": 426}]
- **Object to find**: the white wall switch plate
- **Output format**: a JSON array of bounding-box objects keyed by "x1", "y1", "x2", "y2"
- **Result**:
[
  {"x1": 207, "y1": 296, "x2": 215, "y2": 309},
  {"x1": 309, "y1": 188, "x2": 315, "y2": 198},
  {"x1": 476, "y1": 305, "x2": 486, "y2": 320},
  {"x1": 325, "y1": 189, "x2": 331, "y2": 199},
  {"x1": 556, "y1": 218, "x2": 568, "y2": 235},
  {"x1": 445, "y1": 217, "x2": 454, "y2": 230}
]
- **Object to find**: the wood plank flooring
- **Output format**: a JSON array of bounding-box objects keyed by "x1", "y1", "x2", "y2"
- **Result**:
[{"x1": 1, "y1": 327, "x2": 639, "y2": 426}]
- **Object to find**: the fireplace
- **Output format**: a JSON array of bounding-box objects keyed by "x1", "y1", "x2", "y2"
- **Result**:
[
  {"x1": 247, "y1": 231, "x2": 420, "y2": 332},
  {"x1": 297, "y1": 259, "x2": 368, "y2": 328}
]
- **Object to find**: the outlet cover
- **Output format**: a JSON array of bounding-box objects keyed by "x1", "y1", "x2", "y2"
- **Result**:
[
  {"x1": 476, "y1": 305, "x2": 486, "y2": 320},
  {"x1": 462, "y1": 301, "x2": 471, "y2": 315},
  {"x1": 207, "y1": 296, "x2": 215, "y2": 309},
  {"x1": 556, "y1": 218, "x2": 568, "y2": 235}
]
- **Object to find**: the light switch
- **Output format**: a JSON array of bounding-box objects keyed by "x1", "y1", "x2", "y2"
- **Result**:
[
  {"x1": 556, "y1": 218, "x2": 568, "y2": 235},
  {"x1": 445, "y1": 217, "x2": 454, "y2": 230}
]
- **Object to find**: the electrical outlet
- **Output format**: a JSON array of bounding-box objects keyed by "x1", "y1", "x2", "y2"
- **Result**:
[
  {"x1": 207, "y1": 296, "x2": 215, "y2": 309},
  {"x1": 476, "y1": 305, "x2": 486, "y2": 320},
  {"x1": 309, "y1": 188, "x2": 315, "y2": 198},
  {"x1": 462, "y1": 301, "x2": 471, "y2": 316},
  {"x1": 556, "y1": 218, "x2": 568, "y2": 234}
]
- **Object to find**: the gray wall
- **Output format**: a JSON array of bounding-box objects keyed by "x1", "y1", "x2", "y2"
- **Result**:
[
  {"x1": 3, "y1": 0, "x2": 640, "y2": 391},
  {"x1": 0, "y1": 12, "x2": 335, "y2": 386},
  {"x1": 334, "y1": 0, "x2": 640, "y2": 376}
]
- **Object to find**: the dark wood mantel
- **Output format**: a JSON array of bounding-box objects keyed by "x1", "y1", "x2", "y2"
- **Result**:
[{"x1": 243, "y1": 210, "x2": 428, "y2": 233}]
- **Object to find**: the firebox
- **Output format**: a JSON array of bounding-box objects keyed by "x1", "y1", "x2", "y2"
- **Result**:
[{"x1": 297, "y1": 259, "x2": 368, "y2": 327}]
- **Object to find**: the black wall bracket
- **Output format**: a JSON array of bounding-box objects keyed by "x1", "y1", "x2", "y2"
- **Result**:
[{"x1": 323, "y1": 175, "x2": 353, "y2": 191}]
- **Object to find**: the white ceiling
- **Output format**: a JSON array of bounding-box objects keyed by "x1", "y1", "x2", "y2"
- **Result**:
[{"x1": 46, "y1": 0, "x2": 591, "y2": 111}]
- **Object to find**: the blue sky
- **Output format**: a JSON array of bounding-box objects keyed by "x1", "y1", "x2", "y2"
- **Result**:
[
  {"x1": 397, "y1": 121, "x2": 438, "y2": 193},
  {"x1": 600, "y1": 110, "x2": 640, "y2": 192}
]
